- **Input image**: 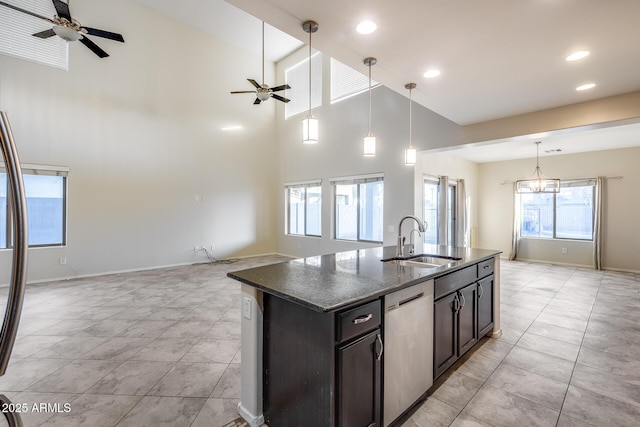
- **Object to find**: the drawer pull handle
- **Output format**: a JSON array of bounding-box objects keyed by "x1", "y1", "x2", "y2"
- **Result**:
[
  {"x1": 353, "y1": 313, "x2": 373, "y2": 324},
  {"x1": 483, "y1": 265, "x2": 490, "y2": 270}
]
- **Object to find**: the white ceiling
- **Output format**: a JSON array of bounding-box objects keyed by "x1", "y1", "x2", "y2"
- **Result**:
[
  {"x1": 132, "y1": 0, "x2": 303, "y2": 62},
  {"x1": 132, "y1": 0, "x2": 640, "y2": 162},
  {"x1": 226, "y1": 0, "x2": 640, "y2": 126},
  {"x1": 441, "y1": 121, "x2": 640, "y2": 163}
]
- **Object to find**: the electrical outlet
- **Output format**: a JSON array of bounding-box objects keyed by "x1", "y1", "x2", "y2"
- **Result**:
[
  {"x1": 193, "y1": 245, "x2": 200, "y2": 252},
  {"x1": 211, "y1": 244, "x2": 215, "y2": 252},
  {"x1": 562, "y1": 248, "x2": 568, "y2": 254},
  {"x1": 59, "y1": 257, "x2": 67, "y2": 265},
  {"x1": 243, "y1": 297, "x2": 252, "y2": 320}
]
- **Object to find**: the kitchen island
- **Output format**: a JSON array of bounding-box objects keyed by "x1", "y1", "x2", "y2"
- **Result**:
[{"x1": 228, "y1": 245, "x2": 502, "y2": 427}]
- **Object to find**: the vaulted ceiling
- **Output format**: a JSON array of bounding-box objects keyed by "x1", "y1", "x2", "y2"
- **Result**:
[{"x1": 133, "y1": 0, "x2": 640, "y2": 161}]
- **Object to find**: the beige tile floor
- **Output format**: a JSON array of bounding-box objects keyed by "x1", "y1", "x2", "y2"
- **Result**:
[{"x1": 0, "y1": 256, "x2": 637, "y2": 426}]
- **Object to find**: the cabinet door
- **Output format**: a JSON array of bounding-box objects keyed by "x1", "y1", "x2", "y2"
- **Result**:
[
  {"x1": 457, "y1": 283, "x2": 478, "y2": 356},
  {"x1": 477, "y1": 275, "x2": 494, "y2": 337},
  {"x1": 434, "y1": 293, "x2": 458, "y2": 379},
  {"x1": 338, "y1": 329, "x2": 381, "y2": 427}
]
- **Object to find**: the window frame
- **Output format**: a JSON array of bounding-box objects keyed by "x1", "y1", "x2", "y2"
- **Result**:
[
  {"x1": 330, "y1": 57, "x2": 381, "y2": 104},
  {"x1": 0, "y1": 164, "x2": 68, "y2": 249},
  {"x1": 422, "y1": 176, "x2": 457, "y2": 245},
  {"x1": 284, "y1": 180, "x2": 322, "y2": 238},
  {"x1": 519, "y1": 179, "x2": 595, "y2": 241},
  {"x1": 284, "y1": 51, "x2": 323, "y2": 119},
  {"x1": 332, "y1": 174, "x2": 384, "y2": 244},
  {"x1": 0, "y1": 0, "x2": 69, "y2": 70}
]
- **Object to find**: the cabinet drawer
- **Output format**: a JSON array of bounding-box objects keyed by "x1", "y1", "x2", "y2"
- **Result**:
[
  {"x1": 337, "y1": 300, "x2": 381, "y2": 343},
  {"x1": 477, "y1": 258, "x2": 495, "y2": 279},
  {"x1": 434, "y1": 265, "x2": 477, "y2": 300}
]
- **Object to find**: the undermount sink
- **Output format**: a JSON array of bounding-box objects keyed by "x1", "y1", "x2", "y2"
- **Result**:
[
  {"x1": 381, "y1": 254, "x2": 462, "y2": 269},
  {"x1": 397, "y1": 259, "x2": 442, "y2": 269}
]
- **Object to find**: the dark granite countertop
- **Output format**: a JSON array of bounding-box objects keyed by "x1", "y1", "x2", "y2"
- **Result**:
[{"x1": 227, "y1": 245, "x2": 501, "y2": 313}]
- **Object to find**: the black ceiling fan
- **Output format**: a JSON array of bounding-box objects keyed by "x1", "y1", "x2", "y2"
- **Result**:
[
  {"x1": 231, "y1": 21, "x2": 290, "y2": 104},
  {"x1": 0, "y1": 0, "x2": 125, "y2": 58}
]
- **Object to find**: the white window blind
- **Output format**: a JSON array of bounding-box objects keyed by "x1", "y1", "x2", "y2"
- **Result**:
[
  {"x1": 331, "y1": 58, "x2": 379, "y2": 103},
  {"x1": 0, "y1": 0, "x2": 68, "y2": 70},
  {"x1": 285, "y1": 52, "x2": 322, "y2": 119}
]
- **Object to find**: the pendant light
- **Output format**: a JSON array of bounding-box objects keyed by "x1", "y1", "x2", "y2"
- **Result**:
[
  {"x1": 405, "y1": 83, "x2": 417, "y2": 165},
  {"x1": 302, "y1": 20, "x2": 319, "y2": 144},
  {"x1": 363, "y1": 57, "x2": 377, "y2": 157},
  {"x1": 515, "y1": 141, "x2": 560, "y2": 193}
]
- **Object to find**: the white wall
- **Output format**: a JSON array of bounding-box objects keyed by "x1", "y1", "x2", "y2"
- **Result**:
[
  {"x1": 0, "y1": 0, "x2": 279, "y2": 284},
  {"x1": 273, "y1": 51, "x2": 464, "y2": 257},
  {"x1": 477, "y1": 147, "x2": 640, "y2": 272}
]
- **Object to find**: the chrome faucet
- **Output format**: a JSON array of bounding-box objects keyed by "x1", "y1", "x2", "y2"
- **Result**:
[
  {"x1": 409, "y1": 229, "x2": 422, "y2": 256},
  {"x1": 397, "y1": 215, "x2": 426, "y2": 258}
]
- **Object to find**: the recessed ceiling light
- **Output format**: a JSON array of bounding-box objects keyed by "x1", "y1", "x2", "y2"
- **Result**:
[
  {"x1": 576, "y1": 83, "x2": 596, "y2": 91},
  {"x1": 221, "y1": 125, "x2": 243, "y2": 131},
  {"x1": 566, "y1": 50, "x2": 590, "y2": 61},
  {"x1": 356, "y1": 20, "x2": 377, "y2": 34},
  {"x1": 423, "y1": 69, "x2": 441, "y2": 78}
]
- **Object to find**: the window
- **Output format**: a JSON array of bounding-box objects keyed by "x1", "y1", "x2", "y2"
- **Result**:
[
  {"x1": 1, "y1": 164, "x2": 68, "y2": 248},
  {"x1": 521, "y1": 179, "x2": 595, "y2": 240},
  {"x1": 0, "y1": 0, "x2": 68, "y2": 70},
  {"x1": 333, "y1": 174, "x2": 384, "y2": 243},
  {"x1": 423, "y1": 180, "x2": 438, "y2": 244},
  {"x1": 285, "y1": 180, "x2": 321, "y2": 237},
  {"x1": 423, "y1": 177, "x2": 456, "y2": 245},
  {"x1": 330, "y1": 58, "x2": 379, "y2": 103},
  {"x1": 285, "y1": 52, "x2": 322, "y2": 119}
]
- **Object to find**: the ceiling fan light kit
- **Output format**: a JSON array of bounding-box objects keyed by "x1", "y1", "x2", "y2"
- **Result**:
[
  {"x1": 0, "y1": 0, "x2": 125, "y2": 58},
  {"x1": 515, "y1": 141, "x2": 560, "y2": 193},
  {"x1": 302, "y1": 20, "x2": 319, "y2": 145},
  {"x1": 52, "y1": 24, "x2": 81, "y2": 42},
  {"x1": 363, "y1": 56, "x2": 377, "y2": 157}
]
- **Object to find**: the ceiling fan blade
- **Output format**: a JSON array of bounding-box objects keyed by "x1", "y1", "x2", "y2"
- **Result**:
[
  {"x1": 0, "y1": 1, "x2": 54, "y2": 23},
  {"x1": 247, "y1": 79, "x2": 261, "y2": 89},
  {"x1": 230, "y1": 91, "x2": 257, "y2": 94},
  {"x1": 253, "y1": 98, "x2": 261, "y2": 105},
  {"x1": 81, "y1": 27, "x2": 125, "y2": 43},
  {"x1": 79, "y1": 36, "x2": 109, "y2": 58},
  {"x1": 271, "y1": 94, "x2": 291, "y2": 103},
  {"x1": 33, "y1": 28, "x2": 57, "y2": 39},
  {"x1": 270, "y1": 84, "x2": 291, "y2": 92},
  {"x1": 51, "y1": 0, "x2": 72, "y2": 21}
]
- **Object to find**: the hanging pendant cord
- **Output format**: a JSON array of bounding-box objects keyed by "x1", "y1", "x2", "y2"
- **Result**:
[
  {"x1": 409, "y1": 87, "x2": 413, "y2": 148},
  {"x1": 261, "y1": 21, "x2": 265, "y2": 85},
  {"x1": 368, "y1": 63, "x2": 372, "y2": 134},
  {"x1": 308, "y1": 28, "x2": 312, "y2": 117}
]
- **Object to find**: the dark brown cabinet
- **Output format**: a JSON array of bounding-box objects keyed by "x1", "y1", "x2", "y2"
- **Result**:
[
  {"x1": 263, "y1": 294, "x2": 382, "y2": 427},
  {"x1": 433, "y1": 258, "x2": 495, "y2": 380},
  {"x1": 477, "y1": 275, "x2": 494, "y2": 337},
  {"x1": 434, "y1": 292, "x2": 458, "y2": 378},
  {"x1": 433, "y1": 283, "x2": 477, "y2": 379},
  {"x1": 457, "y1": 283, "x2": 478, "y2": 355},
  {"x1": 338, "y1": 329, "x2": 382, "y2": 426}
]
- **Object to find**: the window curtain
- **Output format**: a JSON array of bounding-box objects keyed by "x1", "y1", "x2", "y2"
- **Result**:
[
  {"x1": 438, "y1": 176, "x2": 448, "y2": 244},
  {"x1": 509, "y1": 183, "x2": 521, "y2": 260},
  {"x1": 455, "y1": 179, "x2": 468, "y2": 247},
  {"x1": 593, "y1": 176, "x2": 604, "y2": 270}
]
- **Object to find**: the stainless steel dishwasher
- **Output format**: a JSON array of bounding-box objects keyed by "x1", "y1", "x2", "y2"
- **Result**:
[{"x1": 384, "y1": 279, "x2": 434, "y2": 426}]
